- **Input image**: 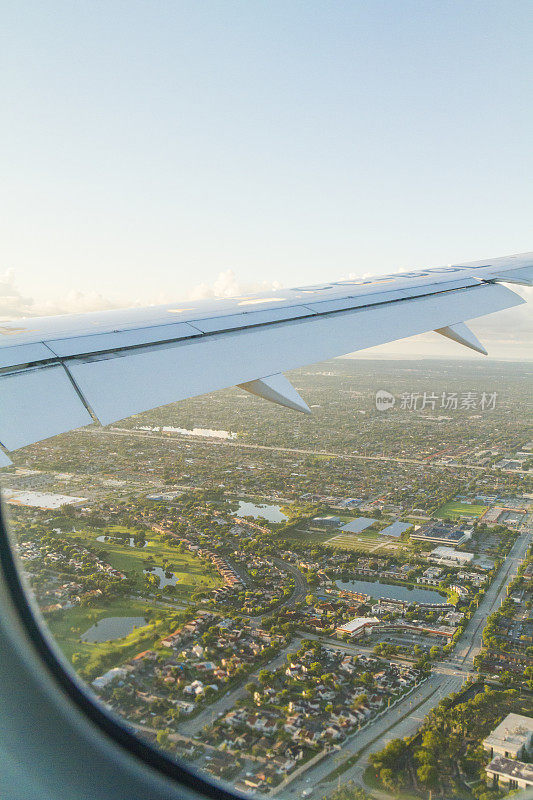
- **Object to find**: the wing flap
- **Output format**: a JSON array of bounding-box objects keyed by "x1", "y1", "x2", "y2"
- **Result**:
[{"x1": 0, "y1": 366, "x2": 93, "y2": 451}]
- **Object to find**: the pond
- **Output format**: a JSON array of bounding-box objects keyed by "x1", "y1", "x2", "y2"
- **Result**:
[
  {"x1": 96, "y1": 535, "x2": 147, "y2": 548},
  {"x1": 336, "y1": 579, "x2": 446, "y2": 605},
  {"x1": 236, "y1": 500, "x2": 288, "y2": 523},
  {"x1": 144, "y1": 565, "x2": 178, "y2": 587},
  {"x1": 81, "y1": 616, "x2": 147, "y2": 642}
]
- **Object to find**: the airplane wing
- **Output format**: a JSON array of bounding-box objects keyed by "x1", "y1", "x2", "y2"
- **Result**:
[{"x1": 0, "y1": 252, "x2": 531, "y2": 464}]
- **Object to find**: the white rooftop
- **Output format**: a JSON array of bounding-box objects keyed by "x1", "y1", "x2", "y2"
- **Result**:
[
  {"x1": 430, "y1": 546, "x2": 474, "y2": 563},
  {"x1": 484, "y1": 714, "x2": 533, "y2": 752},
  {"x1": 3, "y1": 489, "x2": 88, "y2": 509},
  {"x1": 379, "y1": 521, "x2": 411, "y2": 538},
  {"x1": 92, "y1": 667, "x2": 128, "y2": 688},
  {"x1": 337, "y1": 616, "x2": 380, "y2": 634},
  {"x1": 341, "y1": 518, "x2": 376, "y2": 533}
]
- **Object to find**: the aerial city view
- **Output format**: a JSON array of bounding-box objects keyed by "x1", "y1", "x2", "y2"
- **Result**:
[
  {"x1": 1, "y1": 3, "x2": 532, "y2": 799},
  {"x1": 2, "y1": 357, "x2": 532, "y2": 800}
]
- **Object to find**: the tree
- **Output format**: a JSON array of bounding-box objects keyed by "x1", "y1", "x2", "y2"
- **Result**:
[
  {"x1": 370, "y1": 737, "x2": 408, "y2": 772},
  {"x1": 328, "y1": 782, "x2": 371, "y2": 800},
  {"x1": 379, "y1": 768, "x2": 396, "y2": 791},
  {"x1": 352, "y1": 693, "x2": 368, "y2": 709},
  {"x1": 156, "y1": 730, "x2": 170, "y2": 749},
  {"x1": 417, "y1": 764, "x2": 437, "y2": 786},
  {"x1": 499, "y1": 670, "x2": 514, "y2": 688},
  {"x1": 258, "y1": 669, "x2": 271, "y2": 685}
]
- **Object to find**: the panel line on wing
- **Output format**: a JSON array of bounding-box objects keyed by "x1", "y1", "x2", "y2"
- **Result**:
[{"x1": 60, "y1": 363, "x2": 102, "y2": 425}]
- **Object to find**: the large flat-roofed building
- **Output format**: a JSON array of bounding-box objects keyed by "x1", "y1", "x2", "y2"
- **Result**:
[
  {"x1": 340, "y1": 518, "x2": 376, "y2": 534},
  {"x1": 313, "y1": 515, "x2": 341, "y2": 527},
  {"x1": 483, "y1": 713, "x2": 533, "y2": 760},
  {"x1": 410, "y1": 522, "x2": 470, "y2": 546},
  {"x1": 379, "y1": 521, "x2": 411, "y2": 538},
  {"x1": 2, "y1": 489, "x2": 88, "y2": 509},
  {"x1": 336, "y1": 617, "x2": 380, "y2": 638},
  {"x1": 483, "y1": 507, "x2": 503, "y2": 524},
  {"x1": 429, "y1": 546, "x2": 475, "y2": 565},
  {"x1": 485, "y1": 756, "x2": 533, "y2": 791}
]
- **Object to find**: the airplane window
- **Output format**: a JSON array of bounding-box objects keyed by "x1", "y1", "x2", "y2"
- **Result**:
[{"x1": 2, "y1": 357, "x2": 532, "y2": 800}]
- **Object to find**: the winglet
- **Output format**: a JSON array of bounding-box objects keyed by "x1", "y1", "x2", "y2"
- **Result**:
[
  {"x1": 486, "y1": 265, "x2": 533, "y2": 286},
  {"x1": 434, "y1": 323, "x2": 488, "y2": 355},
  {"x1": 238, "y1": 373, "x2": 311, "y2": 414}
]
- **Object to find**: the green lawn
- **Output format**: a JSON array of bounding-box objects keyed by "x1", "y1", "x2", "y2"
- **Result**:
[
  {"x1": 325, "y1": 533, "x2": 398, "y2": 552},
  {"x1": 46, "y1": 598, "x2": 188, "y2": 679},
  {"x1": 47, "y1": 598, "x2": 156, "y2": 659},
  {"x1": 282, "y1": 529, "x2": 335, "y2": 545},
  {"x1": 433, "y1": 501, "x2": 488, "y2": 520},
  {"x1": 62, "y1": 524, "x2": 221, "y2": 595}
]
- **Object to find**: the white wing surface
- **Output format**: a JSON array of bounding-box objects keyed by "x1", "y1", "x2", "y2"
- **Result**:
[{"x1": 0, "y1": 252, "x2": 531, "y2": 464}]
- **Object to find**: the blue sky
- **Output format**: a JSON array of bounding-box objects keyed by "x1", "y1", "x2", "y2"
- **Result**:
[{"x1": 1, "y1": 1, "x2": 531, "y2": 356}]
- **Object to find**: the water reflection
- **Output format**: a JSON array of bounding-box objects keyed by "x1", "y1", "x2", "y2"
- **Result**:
[
  {"x1": 144, "y1": 565, "x2": 177, "y2": 587},
  {"x1": 236, "y1": 500, "x2": 287, "y2": 523},
  {"x1": 336, "y1": 578, "x2": 446, "y2": 604},
  {"x1": 96, "y1": 535, "x2": 147, "y2": 548},
  {"x1": 81, "y1": 616, "x2": 147, "y2": 642}
]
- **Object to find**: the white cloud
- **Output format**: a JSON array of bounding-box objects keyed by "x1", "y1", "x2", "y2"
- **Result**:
[
  {"x1": 188, "y1": 269, "x2": 242, "y2": 300},
  {"x1": 0, "y1": 268, "x2": 118, "y2": 320},
  {"x1": 0, "y1": 268, "x2": 284, "y2": 320},
  {"x1": 188, "y1": 269, "x2": 283, "y2": 301},
  {"x1": 0, "y1": 268, "x2": 33, "y2": 318}
]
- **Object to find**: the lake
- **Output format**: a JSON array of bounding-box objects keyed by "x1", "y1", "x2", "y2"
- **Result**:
[
  {"x1": 336, "y1": 579, "x2": 446, "y2": 605},
  {"x1": 97, "y1": 535, "x2": 147, "y2": 548},
  {"x1": 81, "y1": 616, "x2": 147, "y2": 642},
  {"x1": 236, "y1": 501, "x2": 288, "y2": 523},
  {"x1": 144, "y1": 566, "x2": 177, "y2": 587}
]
